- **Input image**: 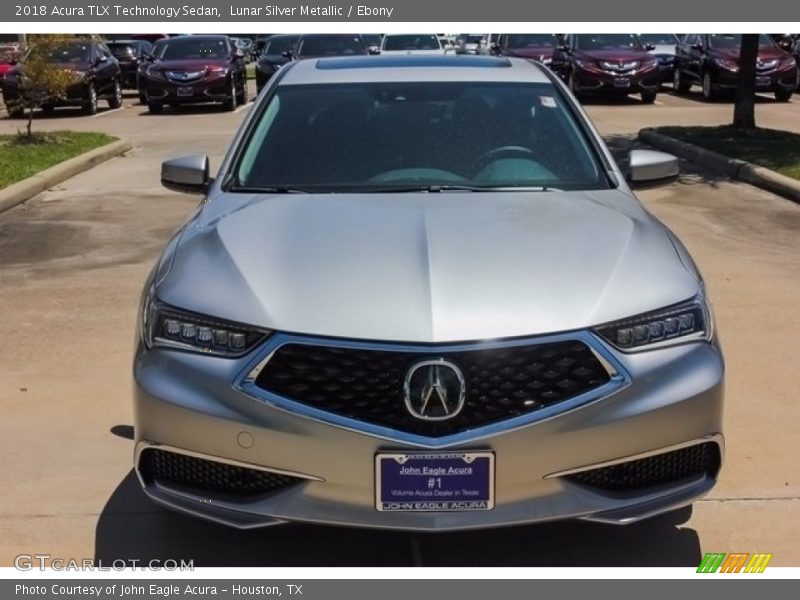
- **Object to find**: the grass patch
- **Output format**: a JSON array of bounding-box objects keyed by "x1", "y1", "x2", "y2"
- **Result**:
[
  {"x1": 652, "y1": 125, "x2": 800, "y2": 181},
  {"x1": 246, "y1": 62, "x2": 256, "y2": 80},
  {"x1": 0, "y1": 131, "x2": 117, "y2": 189}
]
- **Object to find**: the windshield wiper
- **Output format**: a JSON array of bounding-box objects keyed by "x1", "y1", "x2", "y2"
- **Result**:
[
  {"x1": 228, "y1": 185, "x2": 313, "y2": 194},
  {"x1": 353, "y1": 184, "x2": 556, "y2": 193}
]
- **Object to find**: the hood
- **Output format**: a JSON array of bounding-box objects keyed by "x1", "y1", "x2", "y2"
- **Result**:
[
  {"x1": 152, "y1": 58, "x2": 229, "y2": 71},
  {"x1": 503, "y1": 47, "x2": 555, "y2": 60},
  {"x1": 649, "y1": 44, "x2": 676, "y2": 57},
  {"x1": 574, "y1": 48, "x2": 650, "y2": 62},
  {"x1": 711, "y1": 47, "x2": 787, "y2": 61},
  {"x1": 380, "y1": 49, "x2": 447, "y2": 56},
  {"x1": 157, "y1": 191, "x2": 699, "y2": 343}
]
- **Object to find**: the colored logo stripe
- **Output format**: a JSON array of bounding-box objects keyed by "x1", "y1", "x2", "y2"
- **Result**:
[{"x1": 697, "y1": 553, "x2": 772, "y2": 573}]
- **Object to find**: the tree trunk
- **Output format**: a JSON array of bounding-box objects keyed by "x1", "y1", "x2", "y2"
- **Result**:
[
  {"x1": 733, "y1": 34, "x2": 759, "y2": 128},
  {"x1": 26, "y1": 105, "x2": 33, "y2": 138}
]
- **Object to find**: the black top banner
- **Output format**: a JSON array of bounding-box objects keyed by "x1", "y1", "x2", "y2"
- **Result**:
[{"x1": 3, "y1": 0, "x2": 800, "y2": 22}]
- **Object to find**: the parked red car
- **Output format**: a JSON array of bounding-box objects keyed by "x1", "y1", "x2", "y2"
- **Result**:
[
  {"x1": 674, "y1": 34, "x2": 797, "y2": 102},
  {"x1": 552, "y1": 34, "x2": 660, "y2": 103}
]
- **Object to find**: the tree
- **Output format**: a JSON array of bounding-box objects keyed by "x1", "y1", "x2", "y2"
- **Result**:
[
  {"x1": 7, "y1": 34, "x2": 81, "y2": 138},
  {"x1": 732, "y1": 34, "x2": 759, "y2": 129}
]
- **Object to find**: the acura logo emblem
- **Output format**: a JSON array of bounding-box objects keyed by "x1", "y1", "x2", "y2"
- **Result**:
[{"x1": 403, "y1": 359, "x2": 466, "y2": 421}]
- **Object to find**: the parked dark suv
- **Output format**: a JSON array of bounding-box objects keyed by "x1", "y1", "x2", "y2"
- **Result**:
[
  {"x1": 674, "y1": 34, "x2": 797, "y2": 102},
  {"x1": 2, "y1": 39, "x2": 122, "y2": 116},
  {"x1": 254, "y1": 34, "x2": 299, "y2": 94},
  {"x1": 491, "y1": 34, "x2": 558, "y2": 66},
  {"x1": 552, "y1": 34, "x2": 660, "y2": 103},
  {"x1": 106, "y1": 40, "x2": 152, "y2": 90},
  {"x1": 138, "y1": 35, "x2": 247, "y2": 113}
]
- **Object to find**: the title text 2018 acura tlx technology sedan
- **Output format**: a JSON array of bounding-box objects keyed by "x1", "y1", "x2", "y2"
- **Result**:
[{"x1": 134, "y1": 56, "x2": 724, "y2": 530}]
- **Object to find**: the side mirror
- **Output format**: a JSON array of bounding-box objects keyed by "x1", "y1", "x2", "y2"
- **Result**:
[
  {"x1": 368, "y1": 46, "x2": 380, "y2": 55},
  {"x1": 161, "y1": 155, "x2": 211, "y2": 194},
  {"x1": 690, "y1": 43, "x2": 704, "y2": 51},
  {"x1": 234, "y1": 50, "x2": 244, "y2": 59},
  {"x1": 627, "y1": 149, "x2": 679, "y2": 184},
  {"x1": 557, "y1": 44, "x2": 569, "y2": 52},
  {"x1": 280, "y1": 50, "x2": 293, "y2": 59},
  {"x1": 98, "y1": 55, "x2": 108, "y2": 63},
  {"x1": 645, "y1": 43, "x2": 656, "y2": 51}
]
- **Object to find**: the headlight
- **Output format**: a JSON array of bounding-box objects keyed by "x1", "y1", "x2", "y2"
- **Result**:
[
  {"x1": 783, "y1": 57, "x2": 797, "y2": 69},
  {"x1": 593, "y1": 295, "x2": 711, "y2": 352},
  {"x1": 143, "y1": 298, "x2": 270, "y2": 357},
  {"x1": 208, "y1": 66, "x2": 230, "y2": 75},
  {"x1": 713, "y1": 58, "x2": 739, "y2": 72},
  {"x1": 575, "y1": 59, "x2": 596, "y2": 69}
]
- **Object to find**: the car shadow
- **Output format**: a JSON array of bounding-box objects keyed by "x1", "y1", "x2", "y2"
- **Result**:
[
  {"x1": 137, "y1": 104, "x2": 237, "y2": 117},
  {"x1": 2, "y1": 106, "x2": 119, "y2": 120},
  {"x1": 577, "y1": 95, "x2": 658, "y2": 106},
  {"x1": 95, "y1": 466, "x2": 701, "y2": 567},
  {"x1": 664, "y1": 89, "x2": 788, "y2": 104}
]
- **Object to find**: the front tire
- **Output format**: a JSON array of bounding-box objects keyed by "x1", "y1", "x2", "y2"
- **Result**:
[
  {"x1": 702, "y1": 71, "x2": 717, "y2": 101},
  {"x1": 108, "y1": 78, "x2": 122, "y2": 109},
  {"x1": 223, "y1": 77, "x2": 237, "y2": 111},
  {"x1": 673, "y1": 68, "x2": 691, "y2": 94},
  {"x1": 641, "y1": 89, "x2": 658, "y2": 104},
  {"x1": 568, "y1": 72, "x2": 583, "y2": 101},
  {"x1": 147, "y1": 101, "x2": 163, "y2": 114},
  {"x1": 82, "y1": 83, "x2": 98, "y2": 115},
  {"x1": 775, "y1": 88, "x2": 793, "y2": 102},
  {"x1": 238, "y1": 76, "x2": 248, "y2": 105}
]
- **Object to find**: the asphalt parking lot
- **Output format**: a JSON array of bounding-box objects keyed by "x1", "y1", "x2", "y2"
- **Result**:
[{"x1": 1, "y1": 82, "x2": 799, "y2": 567}]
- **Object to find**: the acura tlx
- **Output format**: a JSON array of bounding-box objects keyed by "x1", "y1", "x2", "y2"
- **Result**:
[{"x1": 133, "y1": 55, "x2": 724, "y2": 530}]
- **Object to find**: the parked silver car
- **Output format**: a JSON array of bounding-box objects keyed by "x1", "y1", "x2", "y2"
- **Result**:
[{"x1": 134, "y1": 55, "x2": 724, "y2": 530}]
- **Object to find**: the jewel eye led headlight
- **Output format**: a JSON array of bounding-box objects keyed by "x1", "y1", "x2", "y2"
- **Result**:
[
  {"x1": 593, "y1": 296, "x2": 711, "y2": 352},
  {"x1": 144, "y1": 300, "x2": 270, "y2": 357}
]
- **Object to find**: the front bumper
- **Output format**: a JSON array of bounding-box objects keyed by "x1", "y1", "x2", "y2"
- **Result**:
[
  {"x1": 133, "y1": 334, "x2": 724, "y2": 530},
  {"x1": 572, "y1": 66, "x2": 661, "y2": 94},
  {"x1": 142, "y1": 74, "x2": 231, "y2": 105},
  {"x1": 714, "y1": 67, "x2": 798, "y2": 91}
]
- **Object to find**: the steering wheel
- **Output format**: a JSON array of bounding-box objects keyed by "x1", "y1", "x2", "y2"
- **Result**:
[{"x1": 471, "y1": 146, "x2": 537, "y2": 176}]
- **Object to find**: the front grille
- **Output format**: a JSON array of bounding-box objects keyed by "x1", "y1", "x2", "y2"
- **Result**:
[
  {"x1": 139, "y1": 449, "x2": 303, "y2": 497},
  {"x1": 565, "y1": 442, "x2": 721, "y2": 493},
  {"x1": 254, "y1": 340, "x2": 611, "y2": 437}
]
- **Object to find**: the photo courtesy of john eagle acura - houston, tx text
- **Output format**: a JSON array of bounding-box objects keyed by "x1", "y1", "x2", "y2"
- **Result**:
[{"x1": 133, "y1": 55, "x2": 724, "y2": 530}]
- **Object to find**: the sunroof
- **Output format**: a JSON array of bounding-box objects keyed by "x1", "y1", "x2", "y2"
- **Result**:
[{"x1": 316, "y1": 56, "x2": 513, "y2": 70}]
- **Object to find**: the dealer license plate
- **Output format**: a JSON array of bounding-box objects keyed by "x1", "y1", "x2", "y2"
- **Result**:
[
  {"x1": 375, "y1": 452, "x2": 494, "y2": 512},
  {"x1": 755, "y1": 76, "x2": 771, "y2": 87},
  {"x1": 613, "y1": 77, "x2": 631, "y2": 88},
  {"x1": 176, "y1": 86, "x2": 194, "y2": 97}
]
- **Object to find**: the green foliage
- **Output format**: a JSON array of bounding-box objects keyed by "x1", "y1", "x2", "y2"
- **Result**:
[
  {"x1": 0, "y1": 131, "x2": 116, "y2": 189},
  {"x1": 8, "y1": 34, "x2": 85, "y2": 137}
]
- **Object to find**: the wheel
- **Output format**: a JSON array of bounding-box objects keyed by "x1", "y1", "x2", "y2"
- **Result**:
[
  {"x1": 7, "y1": 105, "x2": 24, "y2": 118},
  {"x1": 41, "y1": 103, "x2": 55, "y2": 113},
  {"x1": 82, "y1": 83, "x2": 98, "y2": 115},
  {"x1": 702, "y1": 71, "x2": 717, "y2": 101},
  {"x1": 108, "y1": 78, "x2": 122, "y2": 109},
  {"x1": 641, "y1": 89, "x2": 658, "y2": 104},
  {"x1": 138, "y1": 91, "x2": 147, "y2": 104},
  {"x1": 673, "y1": 68, "x2": 691, "y2": 94},
  {"x1": 223, "y1": 77, "x2": 237, "y2": 111},
  {"x1": 775, "y1": 88, "x2": 793, "y2": 102},
  {"x1": 147, "y1": 101, "x2": 163, "y2": 114},
  {"x1": 238, "y1": 75, "x2": 249, "y2": 105},
  {"x1": 568, "y1": 72, "x2": 583, "y2": 101}
]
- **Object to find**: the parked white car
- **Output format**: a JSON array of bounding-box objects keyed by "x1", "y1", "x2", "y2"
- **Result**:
[{"x1": 380, "y1": 34, "x2": 448, "y2": 55}]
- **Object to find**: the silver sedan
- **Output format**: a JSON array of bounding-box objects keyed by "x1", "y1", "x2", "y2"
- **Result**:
[{"x1": 133, "y1": 55, "x2": 724, "y2": 530}]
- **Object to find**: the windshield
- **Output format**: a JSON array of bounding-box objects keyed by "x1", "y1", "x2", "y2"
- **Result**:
[
  {"x1": 157, "y1": 37, "x2": 228, "y2": 60},
  {"x1": 707, "y1": 34, "x2": 775, "y2": 50},
  {"x1": 504, "y1": 34, "x2": 555, "y2": 48},
  {"x1": 264, "y1": 36, "x2": 298, "y2": 55},
  {"x1": 108, "y1": 43, "x2": 136, "y2": 58},
  {"x1": 234, "y1": 82, "x2": 608, "y2": 192},
  {"x1": 39, "y1": 42, "x2": 91, "y2": 63},
  {"x1": 460, "y1": 35, "x2": 484, "y2": 44},
  {"x1": 296, "y1": 35, "x2": 365, "y2": 57},
  {"x1": 383, "y1": 35, "x2": 441, "y2": 51},
  {"x1": 574, "y1": 34, "x2": 643, "y2": 51},
  {"x1": 638, "y1": 34, "x2": 677, "y2": 46}
]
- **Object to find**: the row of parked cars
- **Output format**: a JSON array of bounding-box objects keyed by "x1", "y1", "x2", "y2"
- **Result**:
[{"x1": 2, "y1": 33, "x2": 798, "y2": 117}]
